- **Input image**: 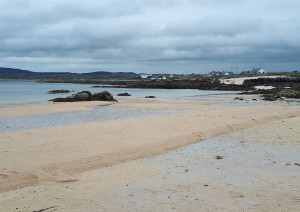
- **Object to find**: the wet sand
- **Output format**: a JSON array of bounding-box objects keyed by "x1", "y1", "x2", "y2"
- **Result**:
[{"x1": 0, "y1": 95, "x2": 300, "y2": 211}]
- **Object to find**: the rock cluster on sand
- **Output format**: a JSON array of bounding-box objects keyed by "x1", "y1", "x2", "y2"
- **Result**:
[
  {"x1": 117, "y1": 92, "x2": 131, "y2": 96},
  {"x1": 50, "y1": 91, "x2": 117, "y2": 102},
  {"x1": 48, "y1": 89, "x2": 71, "y2": 94},
  {"x1": 262, "y1": 89, "x2": 300, "y2": 101},
  {"x1": 241, "y1": 88, "x2": 300, "y2": 101}
]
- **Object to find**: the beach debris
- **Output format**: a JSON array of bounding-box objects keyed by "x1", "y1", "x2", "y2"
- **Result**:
[
  {"x1": 145, "y1": 96, "x2": 156, "y2": 98},
  {"x1": 204, "y1": 184, "x2": 208, "y2": 187},
  {"x1": 295, "y1": 163, "x2": 300, "y2": 166},
  {"x1": 234, "y1": 97, "x2": 244, "y2": 100},
  {"x1": 216, "y1": 155, "x2": 223, "y2": 160},
  {"x1": 48, "y1": 89, "x2": 71, "y2": 94},
  {"x1": 117, "y1": 92, "x2": 131, "y2": 96},
  {"x1": 50, "y1": 91, "x2": 117, "y2": 102}
]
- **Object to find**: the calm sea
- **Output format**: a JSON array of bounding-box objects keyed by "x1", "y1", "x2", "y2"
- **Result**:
[{"x1": 0, "y1": 80, "x2": 236, "y2": 106}]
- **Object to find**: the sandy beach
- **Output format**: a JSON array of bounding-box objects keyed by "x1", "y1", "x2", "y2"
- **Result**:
[{"x1": 1, "y1": 95, "x2": 300, "y2": 211}]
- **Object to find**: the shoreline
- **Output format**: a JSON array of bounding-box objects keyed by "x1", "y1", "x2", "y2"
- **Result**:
[{"x1": 0, "y1": 95, "x2": 299, "y2": 211}]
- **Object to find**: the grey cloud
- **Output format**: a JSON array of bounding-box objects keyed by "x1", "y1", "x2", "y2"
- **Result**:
[{"x1": 0, "y1": 0, "x2": 299, "y2": 73}]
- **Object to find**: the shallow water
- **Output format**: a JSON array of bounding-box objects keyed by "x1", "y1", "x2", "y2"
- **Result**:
[
  {"x1": 0, "y1": 106, "x2": 173, "y2": 133},
  {"x1": 0, "y1": 80, "x2": 237, "y2": 106}
]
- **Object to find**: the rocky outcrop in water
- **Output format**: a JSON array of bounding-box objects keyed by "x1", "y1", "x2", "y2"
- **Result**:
[
  {"x1": 108, "y1": 79, "x2": 250, "y2": 90},
  {"x1": 48, "y1": 89, "x2": 71, "y2": 94},
  {"x1": 50, "y1": 91, "x2": 117, "y2": 102},
  {"x1": 243, "y1": 77, "x2": 300, "y2": 89},
  {"x1": 117, "y1": 92, "x2": 131, "y2": 96}
]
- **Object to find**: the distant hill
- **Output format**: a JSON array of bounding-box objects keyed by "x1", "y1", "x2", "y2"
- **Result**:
[
  {"x1": 0, "y1": 67, "x2": 138, "y2": 80},
  {"x1": 0, "y1": 67, "x2": 34, "y2": 76}
]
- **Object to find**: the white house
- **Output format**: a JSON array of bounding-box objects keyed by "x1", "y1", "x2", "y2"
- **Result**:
[
  {"x1": 257, "y1": 68, "x2": 266, "y2": 74},
  {"x1": 140, "y1": 74, "x2": 152, "y2": 79},
  {"x1": 252, "y1": 68, "x2": 266, "y2": 74}
]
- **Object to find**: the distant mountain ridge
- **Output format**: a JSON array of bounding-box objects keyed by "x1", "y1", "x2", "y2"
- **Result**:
[{"x1": 0, "y1": 67, "x2": 138, "y2": 79}]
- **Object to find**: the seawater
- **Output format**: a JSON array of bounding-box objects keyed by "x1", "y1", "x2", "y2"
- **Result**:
[
  {"x1": 0, "y1": 80, "x2": 238, "y2": 132},
  {"x1": 0, "y1": 80, "x2": 237, "y2": 106},
  {"x1": 0, "y1": 106, "x2": 174, "y2": 133}
]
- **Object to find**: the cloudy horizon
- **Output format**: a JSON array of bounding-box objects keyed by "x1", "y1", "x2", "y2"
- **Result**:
[{"x1": 0, "y1": 0, "x2": 299, "y2": 73}]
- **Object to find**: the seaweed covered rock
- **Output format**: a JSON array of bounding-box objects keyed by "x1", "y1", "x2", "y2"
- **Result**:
[
  {"x1": 277, "y1": 89, "x2": 300, "y2": 98},
  {"x1": 48, "y1": 89, "x2": 71, "y2": 94},
  {"x1": 261, "y1": 89, "x2": 300, "y2": 101},
  {"x1": 73, "y1": 91, "x2": 92, "y2": 101},
  {"x1": 50, "y1": 91, "x2": 116, "y2": 102},
  {"x1": 92, "y1": 91, "x2": 116, "y2": 101},
  {"x1": 117, "y1": 92, "x2": 131, "y2": 96}
]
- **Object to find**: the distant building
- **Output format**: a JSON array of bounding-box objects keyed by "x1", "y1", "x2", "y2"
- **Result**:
[
  {"x1": 209, "y1": 71, "x2": 234, "y2": 77},
  {"x1": 140, "y1": 74, "x2": 152, "y2": 79},
  {"x1": 240, "y1": 68, "x2": 266, "y2": 75},
  {"x1": 254, "y1": 68, "x2": 266, "y2": 74}
]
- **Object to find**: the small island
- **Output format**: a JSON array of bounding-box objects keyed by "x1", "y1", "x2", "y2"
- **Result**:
[
  {"x1": 49, "y1": 91, "x2": 117, "y2": 102},
  {"x1": 117, "y1": 92, "x2": 131, "y2": 96},
  {"x1": 48, "y1": 89, "x2": 71, "y2": 94}
]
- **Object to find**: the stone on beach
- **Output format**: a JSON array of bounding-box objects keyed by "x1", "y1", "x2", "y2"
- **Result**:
[{"x1": 50, "y1": 91, "x2": 117, "y2": 102}]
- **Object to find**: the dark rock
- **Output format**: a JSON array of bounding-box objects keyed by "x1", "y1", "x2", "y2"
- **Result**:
[
  {"x1": 262, "y1": 94, "x2": 279, "y2": 101},
  {"x1": 91, "y1": 85, "x2": 115, "y2": 88},
  {"x1": 145, "y1": 96, "x2": 156, "y2": 98},
  {"x1": 92, "y1": 91, "x2": 117, "y2": 101},
  {"x1": 117, "y1": 92, "x2": 131, "y2": 96},
  {"x1": 216, "y1": 155, "x2": 223, "y2": 160},
  {"x1": 72, "y1": 91, "x2": 92, "y2": 101},
  {"x1": 50, "y1": 91, "x2": 116, "y2": 102},
  {"x1": 48, "y1": 89, "x2": 71, "y2": 94},
  {"x1": 277, "y1": 89, "x2": 300, "y2": 98},
  {"x1": 241, "y1": 87, "x2": 300, "y2": 101},
  {"x1": 243, "y1": 77, "x2": 300, "y2": 88}
]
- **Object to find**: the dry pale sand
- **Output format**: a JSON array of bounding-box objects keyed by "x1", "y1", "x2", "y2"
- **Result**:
[
  {"x1": 0, "y1": 95, "x2": 300, "y2": 211},
  {"x1": 220, "y1": 76, "x2": 284, "y2": 85}
]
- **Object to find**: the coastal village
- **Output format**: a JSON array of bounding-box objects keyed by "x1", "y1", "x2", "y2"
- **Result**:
[{"x1": 139, "y1": 68, "x2": 270, "y2": 81}]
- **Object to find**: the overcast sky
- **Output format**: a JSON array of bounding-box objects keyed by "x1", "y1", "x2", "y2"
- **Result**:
[{"x1": 0, "y1": 0, "x2": 299, "y2": 73}]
